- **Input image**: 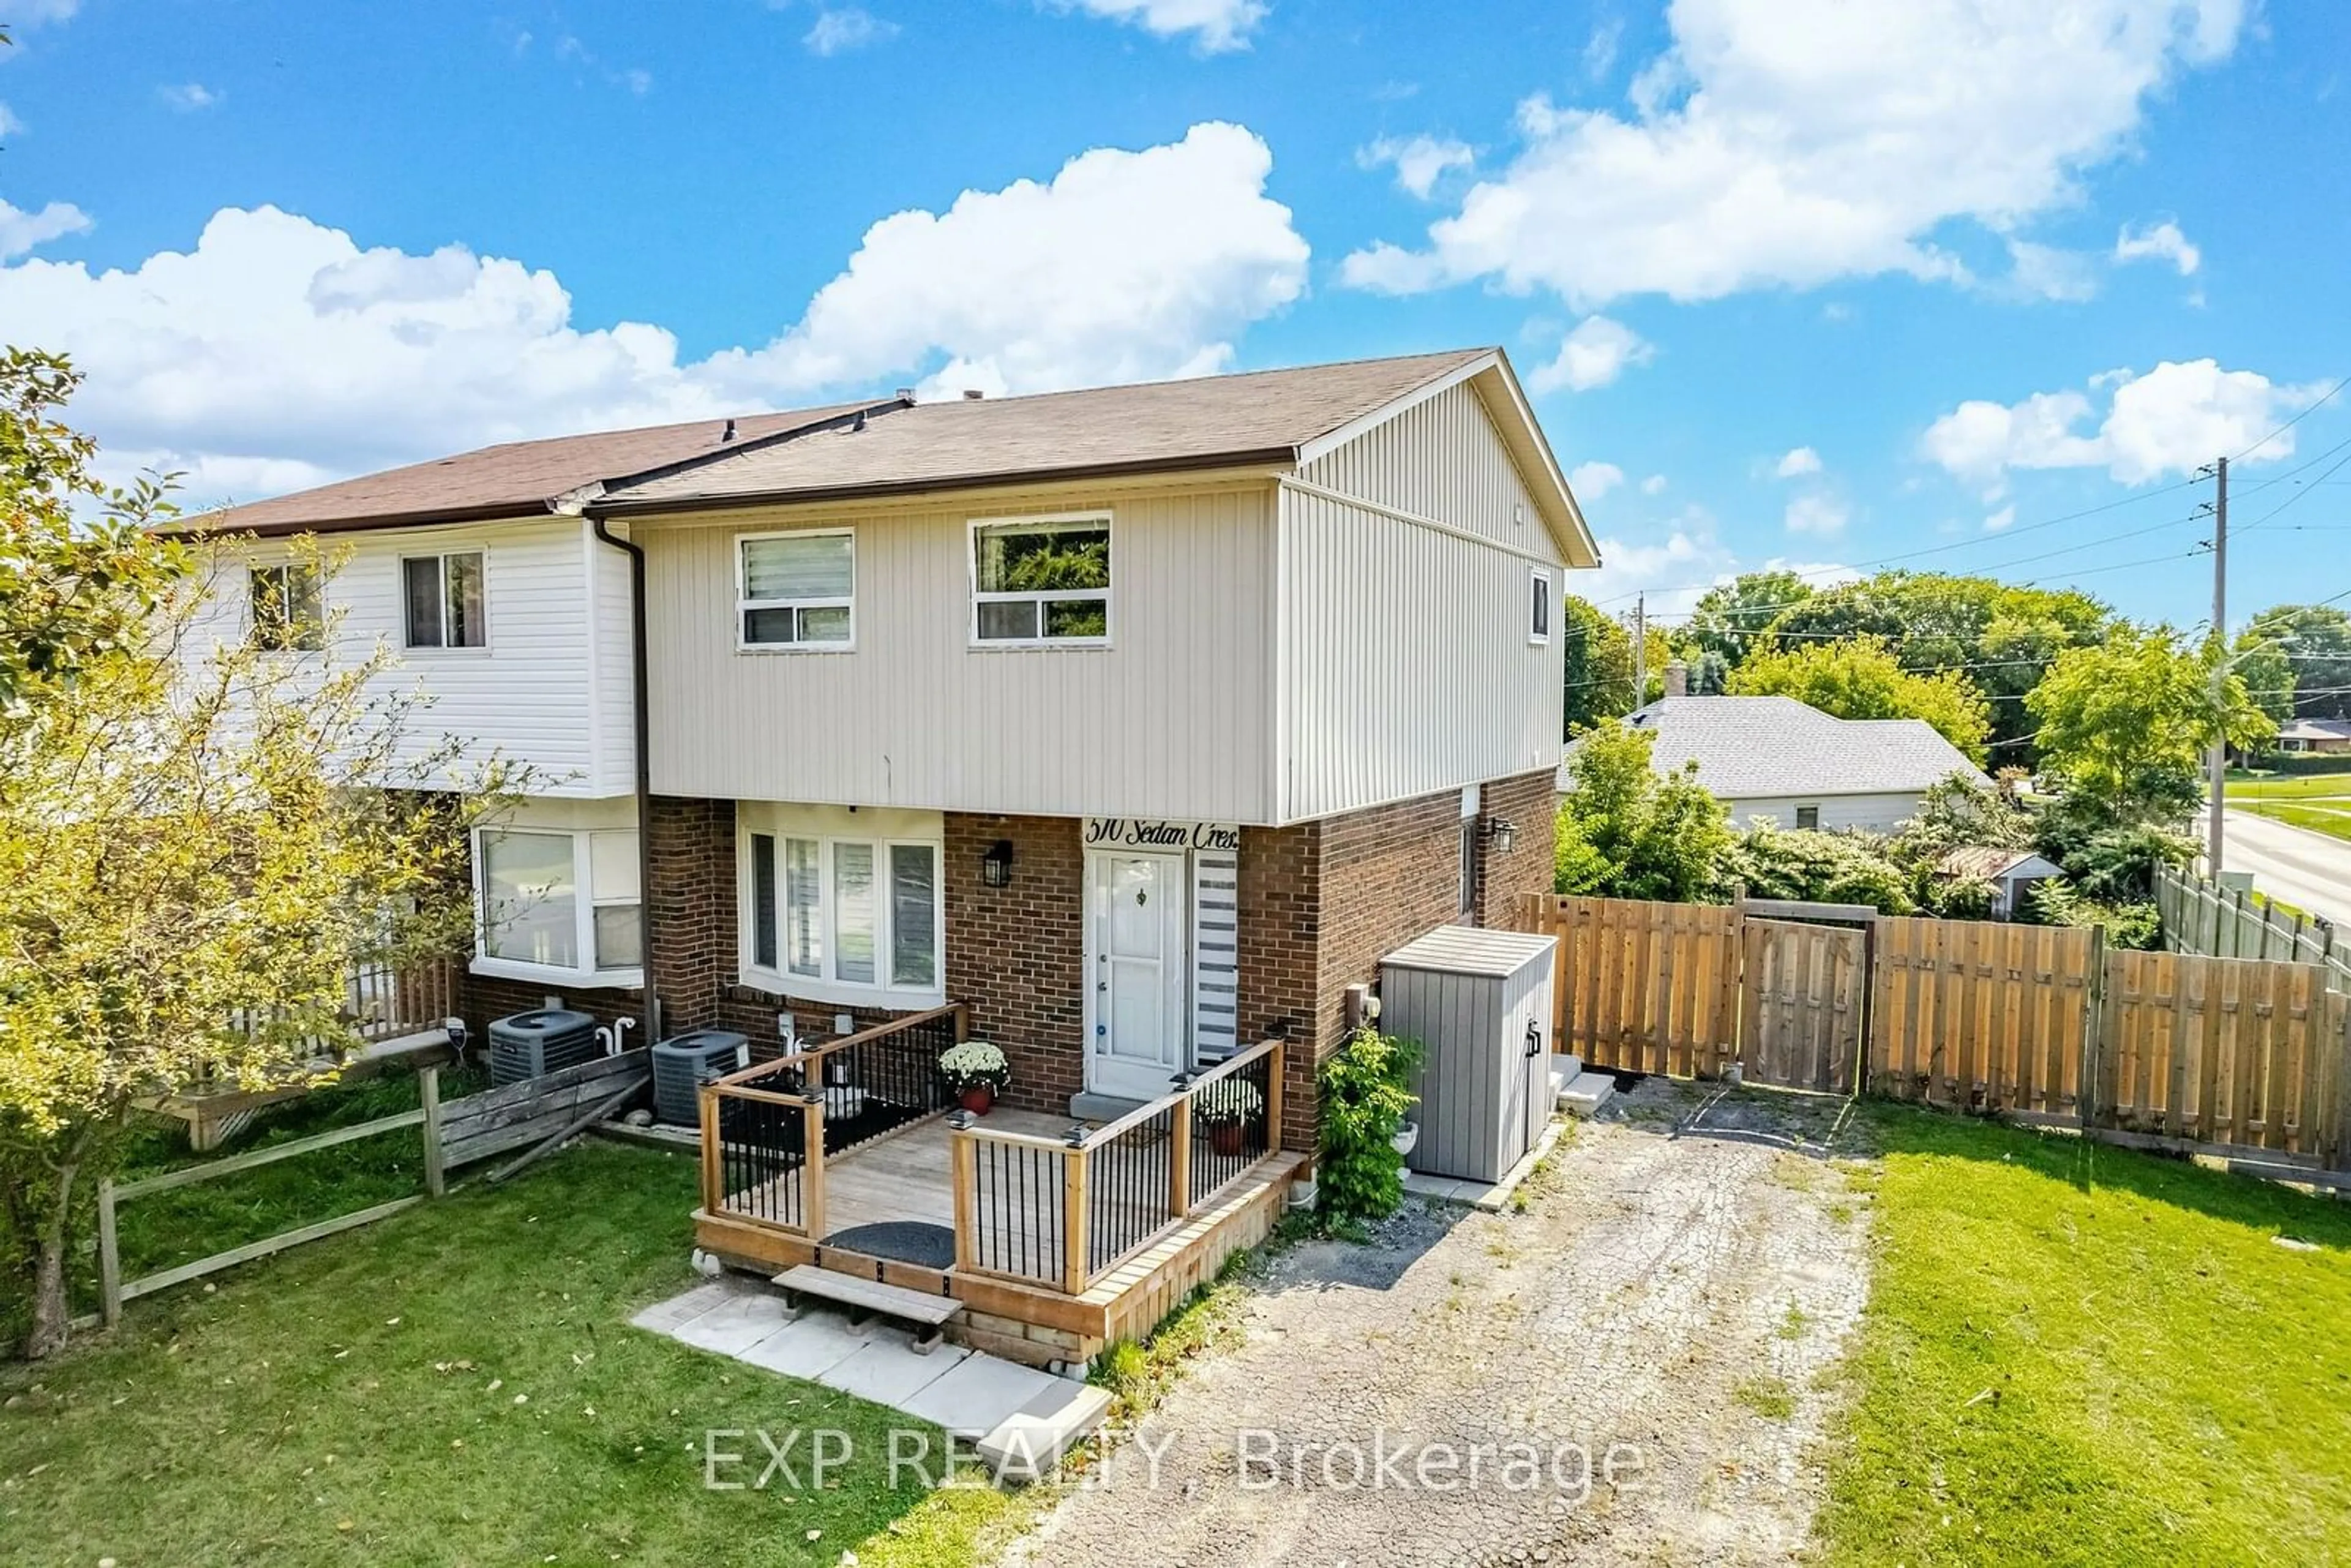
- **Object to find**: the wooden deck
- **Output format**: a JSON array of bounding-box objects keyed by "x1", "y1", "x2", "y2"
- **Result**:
[{"x1": 694, "y1": 1107, "x2": 1304, "y2": 1367}]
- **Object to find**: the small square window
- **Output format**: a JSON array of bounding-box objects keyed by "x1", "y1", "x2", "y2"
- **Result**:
[
  {"x1": 972, "y1": 516, "x2": 1111, "y2": 643},
  {"x1": 403, "y1": 552, "x2": 486, "y2": 648},
  {"x1": 1795, "y1": 805, "x2": 1821, "y2": 831},
  {"x1": 249, "y1": 563, "x2": 323, "y2": 651},
  {"x1": 740, "y1": 531, "x2": 854, "y2": 648}
]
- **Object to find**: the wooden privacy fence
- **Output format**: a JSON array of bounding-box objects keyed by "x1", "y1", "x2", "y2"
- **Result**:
[
  {"x1": 2156, "y1": 863, "x2": 2351, "y2": 985},
  {"x1": 1507, "y1": 893, "x2": 2351, "y2": 1177}
]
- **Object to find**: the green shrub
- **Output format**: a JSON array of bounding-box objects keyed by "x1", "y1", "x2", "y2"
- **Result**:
[
  {"x1": 2024, "y1": 879, "x2": 2161, "y2": 949},
  {"x1": 1725, "y1": 822, "x2": 1917, "y2": 913},
  {"x1": 1316, "y1": 1024, "x2": 1421, "y2": 1223}
]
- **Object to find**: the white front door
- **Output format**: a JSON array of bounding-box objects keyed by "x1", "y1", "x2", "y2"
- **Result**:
[{"x1": 1086, "y1": 850, "x2": 1187, "y2": 1101}]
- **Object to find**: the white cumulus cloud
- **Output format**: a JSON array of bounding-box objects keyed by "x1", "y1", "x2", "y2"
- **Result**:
[
  {"x1": 1050, "y1": 0, "x2": 1267, "y2": 52},
  {"x1": 0, "y1": 123, "x2": 1308, "y2": 506},
  {"x1": 1529, "y1": 314, "x2": 1653, "y2": 393},
  {"x1": 2114, "y1": 218, "x2": 2200, "y2": 275},
  {"x1": 1773, "y1": 446, "x2": 1822, "y2": 479},
  {"x1": 1783, "y1": 492, "x2": 1851, "y2": 537},
  {"x1": 1357, "y1": 134, "x2": 1474, "y2": 199},
  {"x1": 804, "y1": 7, "x2": 899, "y2": 55},
  {"x1": 1922, "y1": 359, "x2": 2328, "y2": 489},
  {"x1": 158, "y1": 83, "x2": 224, "y2": 112},
  {"x1": 0, "y1": 198, "x2": 92, "y2": 260},
  {"x1": 1340, "y1": 0, "x2": 2246, "y2": 307},
  {"x1": 1568, "y1": 460, "x2": 1625, "y2": 500}
]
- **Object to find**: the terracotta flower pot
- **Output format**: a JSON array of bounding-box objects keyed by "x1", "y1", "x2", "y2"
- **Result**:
[
  {"x1": 1209, "y1": 1119, "x2": 1246, "y2": 1157},
  {"x1": 959, "y1": 1084, "x2": 996, "y2": 1114}
]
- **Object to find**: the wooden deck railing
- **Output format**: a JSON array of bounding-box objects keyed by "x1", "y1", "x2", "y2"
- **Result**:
[
  {"x1": 951, "y1": 1037, "x2": 1287, "y2": 1295},
  {"x1": 697, "y1": 1004, "x2": 968, "y2": 1236}
]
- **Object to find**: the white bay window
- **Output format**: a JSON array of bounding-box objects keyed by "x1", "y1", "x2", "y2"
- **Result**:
[
  {"x1": 741, "y1": 805, "x2": 943, "y2": 1005},
  {"x1": 475, "y1": 816, "x2": 643, "y2": 986}
]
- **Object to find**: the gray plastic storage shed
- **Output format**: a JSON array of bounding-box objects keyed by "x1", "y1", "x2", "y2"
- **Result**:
[{"x1": 1378, "y1": 926, "x2": 1558, "y2": 1184}]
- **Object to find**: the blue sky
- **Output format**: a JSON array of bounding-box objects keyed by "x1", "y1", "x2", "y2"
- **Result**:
[{"x1": 2, "y1": 0, "x2": 2345, "y2": 631}]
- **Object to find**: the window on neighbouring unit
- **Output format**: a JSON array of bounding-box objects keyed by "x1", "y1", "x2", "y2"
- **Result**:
[
  {"x1": 249, "y1": 563, "x2": 324, "y2": 651},
  {"x1": 749, "y1": 823, "x2": 943, "y2": 1000},
  {"x1": 738, "y1": 530, "x2": 854, "y2": 648},
  {"x1": 971, "y1": 514, "x2": 1111, "y2": 643},
  {"x1": 1795, "y1": 805, "x2": 1821, "y2": 830},
  {"x1": 1529, "y1": 567, "x2": 1552, "y2": 643},
  {"x1": 403, "y1": 550, "x2": 487, "y2": 648},
  {"x1": 476, "y1": 826, "x2": 642, "y2": 980}
]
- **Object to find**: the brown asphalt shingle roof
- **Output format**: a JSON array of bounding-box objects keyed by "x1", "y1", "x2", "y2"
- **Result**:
[
  {"x1": 190, "y1": 348, "x2": 1502, "y2": 535},
  {"x1": 596, "y1": 348, "x2": 1494, "y2": 511},
  {"x1": 194, "y1": 400, "x2": 887, "y2": 535}
]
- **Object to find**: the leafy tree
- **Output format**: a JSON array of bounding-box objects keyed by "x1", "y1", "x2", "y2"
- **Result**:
[
  {"x1": 2026, "y1": 626, "x2": 2275, "y2": 829},
  {"x1": 2246, "y1": 602, "x2": 2351, "y2": 721},
  {"x1": 1889, "y1": 771, "x2": 2035, "y2": 863},
  {"x1": 1561, "y1": 593, "x2": 1637, "y2": 732},
  {"x1": 1553, "y1": 721, "x2": 1733, "y2": 901},
  {"x1": 1687, "y1": 569, "x2": 1812, "y2": 667},
  {"x1": 1722, "y1": 823, "x2": 1916, "y2": 914},
  {"x1": 0, "y1": 360, "x2": 505, "y2": 1357},
  {"x1": 1686, "y1": 648, "x2": 1731, "y2": 695},
  {"x1": 1758, "y1": 571, "x2": 2111, "y2": 759},
  {"x1": 1726, "y1": 635, "x2": 1992, "y2": 761},
  {"x1": 2229, "y1": 628, "x2": 2297, "y2": 726}
]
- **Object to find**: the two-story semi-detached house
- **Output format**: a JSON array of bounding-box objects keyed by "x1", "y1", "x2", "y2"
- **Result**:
[{"x1": 200, "y1": 348, "x2": 1596, "y2": 1155}]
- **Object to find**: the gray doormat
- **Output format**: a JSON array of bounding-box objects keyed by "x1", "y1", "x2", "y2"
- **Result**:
[{"x1": 824, "y1": 1220, "x2": 958, "y2": 1270}]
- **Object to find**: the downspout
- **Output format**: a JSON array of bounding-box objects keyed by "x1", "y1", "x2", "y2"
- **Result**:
[{"x1": 590, "y1": 514, "x2": 661, "y2": 1041}]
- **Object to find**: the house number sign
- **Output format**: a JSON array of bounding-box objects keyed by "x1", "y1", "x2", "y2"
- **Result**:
[{"x1": 1082, "y1": 818, "x2": 1241, "y2": 852}]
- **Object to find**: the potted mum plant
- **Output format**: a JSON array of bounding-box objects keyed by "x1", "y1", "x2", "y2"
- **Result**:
[
  {"x1": 1193, "y1": 1077, "x2": 1264, "y2": 1156},
  {"x1": 939, "y1": 1039, "x2": 1010, "y2": 1114}
]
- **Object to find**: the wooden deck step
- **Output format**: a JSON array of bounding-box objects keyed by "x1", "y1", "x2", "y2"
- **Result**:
[{"x1": 773, "y1": 1264, "x2": 962, "y2": 1326}]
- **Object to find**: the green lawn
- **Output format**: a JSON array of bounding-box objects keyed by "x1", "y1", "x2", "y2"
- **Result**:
[
  {"x1": 2237, "y1": 798, "x2": 2351, "y2": 845},
  {"x1": 1, "y1": 1139, "x2": 1021, "y2": 1567},
  {"x1": 2224, "y1": 771, "x2": 2351, "y2": 801},
  {"x1": 1817, "y1": 1105, "x2": 2351, "y2": 1566}
]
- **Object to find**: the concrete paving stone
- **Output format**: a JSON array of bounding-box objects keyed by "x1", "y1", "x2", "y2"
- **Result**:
[
  {"x1": 628, "y1": 1278, "x2": 745, "y2": 1334},
  {"x1": 898, "y1": 1349, "x2": 1070, "y2": 1436},
  {"x1": 818, "y1": 1334, "x2": 974, "y2": 1408},
  {"x1": 733, "y1": 1313, "x2": 877, "y2": 1381},
  {"x1": 669, "y1": 1290, "x2": 794, "y2": 1356}
]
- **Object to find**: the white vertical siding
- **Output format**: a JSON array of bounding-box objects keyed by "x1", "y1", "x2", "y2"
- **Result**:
[
  {"x1": 1299, "y1": 380, "x2": 1563, "y2": 559},
  {"x1": 589, "y1": 520, "x2": 638, "y2": 790},
  {"x1": 642, "y1": 484, "x2": 1277, "y2": 820},
  {"x1": 1279, "y1": 484, "x2": 1563, "y2": 821},
  {"x1": 187, "y1": 518, "x2": 629, "y2": 798}
]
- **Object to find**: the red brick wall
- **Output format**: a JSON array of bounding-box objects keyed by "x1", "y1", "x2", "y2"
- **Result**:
[
  {"x1": 943, "y1": 813, "x2": 1087, "y2": 1115},
  {"x1": 645, "y1": 795, "x2": 733, "y2": 1034},
  {"x1": 1473, "y1": 768, "x2": 1560, "y2": 926},
  {"x1": 1234, "y1": 823, "x2": 1321, "y2": 1153}
]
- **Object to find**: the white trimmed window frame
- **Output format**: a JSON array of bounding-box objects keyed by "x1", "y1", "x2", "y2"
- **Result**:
[
  {"x1": 739, "y1": 812, "x2": 945, "y2": 1009},
  {"x1": 471, "y1": 825, "x2": 644, "y2": 989},
  {"x1": 248, "y1": 561, "x2": 325, "y2": 653},
  {"x1": 1528, "y1": 565, "x2": 1552, "y2": 646},
  {"x1": 967, "y1": 510, "x2": 1114, "y2": 649},
  {"x1": 736, "y1": 526, "x2": 857, "y2": 653},
  {"x1": 401, "y1": 548, "x2": 490, "y2": 653}
]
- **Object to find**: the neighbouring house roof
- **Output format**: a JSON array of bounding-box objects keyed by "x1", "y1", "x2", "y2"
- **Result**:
[
  {"x1": 186, "y1": 400, "x2": 894, "y2": 536},
  {"x1": 2277, "y1": 718, "x2": 2351, "y2": 741},
  {"x1": 1560, "y1": 696, "x2": 1990, "y2": 801},
  {"x1": 1938, "y1": 846, "x2": 2062, "y2": 882},
  {"x1": 182, "y1": 347, "x2": 1597, "y2": 565}
]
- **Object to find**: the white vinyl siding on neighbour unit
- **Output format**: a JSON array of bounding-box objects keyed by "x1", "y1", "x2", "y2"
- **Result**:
[
  {"x1": 200, "y1": 520, "x2": 634, "y2": 798},
  {"x1": 738, "y1": 528, "x2": 855, "y2": 649},
  {"x1": 644, "y1": 486, "x2": 1275, "y2": 821},
  {"x1": 402, "y1": 550, "x2": 487, "y2": 650}
]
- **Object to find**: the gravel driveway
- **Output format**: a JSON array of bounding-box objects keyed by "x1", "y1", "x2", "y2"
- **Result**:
[{"x1": 1002, "y1": 1079, "x2": 1872, "y2": 1567}]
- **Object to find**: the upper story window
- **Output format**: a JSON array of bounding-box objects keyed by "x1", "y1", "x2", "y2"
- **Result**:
[
  {"x1": 970, "y1": 514, "x2": 1111, "y2": 645},
  {"x1": 1528, "y1": 567, "x2": 1552, "y2": 645},
  {"x1": 403, "y1": 550, "x2": 486, "y2": 650},
  {"x1": 1794, "y1": 805, "x2": 1821, "y2": 831},
  {"x1": 249, "y1": 563, "x2": 323, "y2": 652},
  {"x1": 739, "y1": 529, "x2": 854, "y2": 650},
  {"x1": 476, "y1": 826, "x2": 642, "y2": 982},
  {"x1": 743, "y1": 811, "x2": 943, "y2": 1005}
]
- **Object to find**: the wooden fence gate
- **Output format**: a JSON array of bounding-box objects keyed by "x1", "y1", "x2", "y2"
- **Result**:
[{"x1": 1739, "y1": 918, "x2": 1867, "y2": 1092}]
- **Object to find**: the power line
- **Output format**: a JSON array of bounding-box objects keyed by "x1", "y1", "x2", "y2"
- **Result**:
[{"x1": 2231, "y1": 374, "x2": 2350, "y2": 462}]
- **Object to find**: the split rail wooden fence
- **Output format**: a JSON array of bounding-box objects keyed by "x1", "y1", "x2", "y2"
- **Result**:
[{"x1": 1508, "y1": 893, "x2": 2351, "y2": 1181}]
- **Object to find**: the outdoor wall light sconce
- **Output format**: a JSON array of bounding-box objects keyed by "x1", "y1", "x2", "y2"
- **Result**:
[
  {"x1": 981, "y1": 839, "x2": 1014, "y2": 888},
  {"x1": 1483, "y1": 818, "x2": 1519, "y2": 855}
]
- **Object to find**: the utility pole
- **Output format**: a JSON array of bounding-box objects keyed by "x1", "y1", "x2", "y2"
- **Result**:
[
  {"x1": 1632, "y1": 593, "x2": 1648, "y2": 707},
  {"x1": 2207, "y1": 455, "x2": 2230, "y2": 875}
]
